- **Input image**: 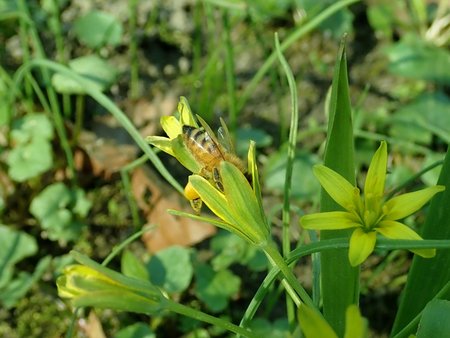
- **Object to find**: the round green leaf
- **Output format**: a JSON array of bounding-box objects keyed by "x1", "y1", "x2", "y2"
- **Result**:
[
  {"x1": 147, "y1": 246, "x2": 193, "y2": 293},
  {"x1": 10, "y1": 114, "x2": 54, "y2": 144},
  {"x1": 7, "y1": 138, "x2": 53, "y2": 182},
  {"x1": 73, "y1": 10, "x2": 122, "y2": 49},
  {"x1": 52, "y1": 55, "x2": 117, "y2": 94},
  {"x1": 194, "y1": 264, "x2": 241, "y2": 313},
  {"x1": 29, "y1": 183, "x2": 90, "y2": 241},
  {"x1": 0, "y1": 225, "x2": 38, "y2": 288}
]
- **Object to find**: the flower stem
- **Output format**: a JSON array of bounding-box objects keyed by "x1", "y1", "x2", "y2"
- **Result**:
[
  {"x1": 165, "y1": 300, "x2": 258, "y2": 338},
  {"x1": 262, "y1": 242, "x2": 315, "y2": 309}
]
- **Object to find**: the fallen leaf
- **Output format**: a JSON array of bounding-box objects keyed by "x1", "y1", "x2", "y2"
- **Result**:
[{"x1": 131, "y1": 167, "x2": 216, "y2": 252}]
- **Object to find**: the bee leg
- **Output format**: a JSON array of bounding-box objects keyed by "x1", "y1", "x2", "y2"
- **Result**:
[
  {"x1": 213, "y1": 167, "x2": 224, "y2": 191},
  {"x1": 190, "y1": 198, "x2": 202, "y2": 214}
]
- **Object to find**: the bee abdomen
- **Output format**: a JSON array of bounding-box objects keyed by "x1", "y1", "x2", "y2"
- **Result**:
[{"x1": 183, "y1": 125, "x2": 218, "y2": 153}]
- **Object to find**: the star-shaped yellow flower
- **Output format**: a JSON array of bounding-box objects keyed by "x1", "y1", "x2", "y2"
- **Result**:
[{"x1": 300, "y1": 141, "x2": 445, "y2": 266}]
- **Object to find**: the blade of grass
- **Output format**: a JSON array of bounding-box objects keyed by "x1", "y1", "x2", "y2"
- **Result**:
[
  {"x1": 391, "y1": 145, "x2": 450, "y2": 335},
  {"x1": 320, "y1": 38, "x2": 358, "y2": 337},
  {"x1": 222, "y1": 10, "x2": 237, "y2": 132},
  {"x1": 274, "y1": 32, "x2": 300, "y2": 331},
  {"x1": 236, "y1": 0, "x2": 360, "y2": 112}
]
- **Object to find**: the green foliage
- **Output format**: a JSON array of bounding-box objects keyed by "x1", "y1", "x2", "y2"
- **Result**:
[
  {"x1": 2, "y1": 0, "x2": 450, "y2": 336},
  {"x1": 29, "y1": 183, "x2": 92, "y2": 242},
  {"x1": 194, "y1": 263, "x2": 241, "y2": 313},
  {"x1": 392, "y1": 146, "x2": 450, "y2": 335},
  {"x1": 210, "y1": 231, "x2": 267, "y2": 272},
  {"x1": 51, "y1": 55, "x2": 118, "y2": 94},
  {"x1": 73, "y1": 10, "x2": 123, "y2": 49},
  {"x1": 416, "y1": 300, "x2": 450, "y2": 338},
  {"x1": 121, "y1": 250, "x2": 149, "y2": 281},
  {"x1": 0, "y1": 256, "x2": 51, "y2": 308},
  {"x1": 148, "y1": 246, "x2": 193, "y2": 293},
  {"x1": 7, "y1": 114, "x2": 54, "y2": 182},
  {"x1": 386, "y1": 36, "x2": 450, "y2": 84},
  {"x1": 116, "y1": 323, "x2": 155, "y2": 338},
  {"x1": 391, "y1": 92, "x2": 450, "y2": 144},
  {"x1": 264, "y1": 146, "x2": 320, "y2": 200},
  {"x1": 0, "y1": 225, "x2": 37, "y2": 289}
]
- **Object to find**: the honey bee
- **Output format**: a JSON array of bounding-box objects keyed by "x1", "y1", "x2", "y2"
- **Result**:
[{"x1": 182, "y1": 117, "x2": 247, "y2": 212}]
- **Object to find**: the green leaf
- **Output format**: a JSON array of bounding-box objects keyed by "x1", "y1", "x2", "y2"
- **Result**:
[
  {"x1": 320, "y1": 39, "x2": 358, "y2": 336},
  {"x1": 416, "y1": 300, "x2": 450, "y2": 338},
  {"x1": 10, "y1": 114, "x2": 54, "y2": 144},
  {"x1": 386, "y1": 36, "x2": 450, "y2": 84},
  {"x1": 0, "y1": 255, "x2": 51, "y2": 308},
  {"x1": 121, "y1": 250, "x2": 149, "y2": 281},
  {"x1": 116, "y1": 323, "x2": 155, "y2": 338},
  {"x1": 7, "y1": 114, "x2": 54, "y2": 182},
  {"x1": 235, "y1": 127, "x2": 273, "y2": 156},
  {"x1": 392, "y1": 146, "x2": 450, "y2": 335},
  {"x1": 73, "y1": 10, "x2": 122, "y2": 49},
  {"x1": 211, "y1": 231, "x2": 267, "y2": 272},
  {"x1": 194, "y1": 264, "x2": 240, "y2": 313},
  {"x1": 7, "y1": 138, "x2": 53, "y2": 182},
  {"x1": 391, "y1": 92, "x2": 450, "y2": 144},
  {"x1": 29, "y1": 183, "x2": 91, "y2": 241},
  {"x1": 0, "y1": 225, "x2": 38, "y2": 288},
  {"x1": 147, "y1": 246, "x2": 193, "y2": 293},
  {"x1": 52, "y1": 55, "x2": 117, "y2": 94},
  {"x1": 248, "y1": 318, "x2": 289, "y2": 338}
]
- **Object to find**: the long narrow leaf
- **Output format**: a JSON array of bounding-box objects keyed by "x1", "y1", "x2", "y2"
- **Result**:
[
  {"x1": 320, "y1": 39, "x2": 358, "y2": 337},
  {"x1": 392, "y1": 146, "x2": 450, "y2": 335}
]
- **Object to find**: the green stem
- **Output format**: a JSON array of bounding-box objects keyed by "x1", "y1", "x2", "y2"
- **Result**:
[
  {"x1": 128, "y1": 0, "x2": 139, "y2": 99},
  {"x1": 262, "y1": 242, "x2": 315, "y2": 309},
  {"x1": 165, "y1": 300, "x2": 258, "y2": 338},
  {"x1": 275, "y1": 32, "x2": 300, "y2": 330}
]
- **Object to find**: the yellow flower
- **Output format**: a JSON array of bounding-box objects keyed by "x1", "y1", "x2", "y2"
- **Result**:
[
  {"x1": 146, "y1": 96, "x2": 202, "y2": 174},
  {"x1": 188, "y1": 142, "x2": 270, "y2": 245},
  {"x1": 300, "y1": 141, "x2": 445, "y2": 266}
]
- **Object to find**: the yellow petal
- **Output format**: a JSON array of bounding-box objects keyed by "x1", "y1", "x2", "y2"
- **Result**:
[
  {"x1": 384, "y1": 186, "x2": 445, "y2": 220},
  {"x1": 298, "y1": 303, "x2": 338, "y2": 338},
  {"x1": 146, "y1": 136, "x2": 175, "y2": 156},
  {"x1": 377, "y1": 220, "x2": 436, "y2": 258},
  {"x1": 300, "y1": 211, "x2": 360, "y2": 230},
  {"x1": 364, "y1": 141, "x2": 387, "y2": 198},
  {"x1": 220, "y1": 161, "x2": 270, "y2": 244},
  {"x1": 189, "y1": 175, "x2": 234, "y2": 224},
  {"x1": 348, "y1": 228, "x2": 377, "y2": 266},
  {"x1": 178, "y1": 96, "x2": 198, "y2": 127},
  {"x1": 161, "y1": 116, "x2": 181, "y2": 139},
  {"x1": 344, "y1": 305, "x2": 367, "y2": 338},
  {"x1": 313, "y1": 165, "x2": 359, "y2": 211}
]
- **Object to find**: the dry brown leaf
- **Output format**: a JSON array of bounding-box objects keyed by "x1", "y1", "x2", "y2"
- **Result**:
[
  {"x1": 131, "y1": 167, "x2": 216, "y2": 252},
  {"x1": 76, "y1": 129, "x2": 137, "y2": 179},
  {"x1": 79, "y1": 310, "x2": 106, "y2": 338}
]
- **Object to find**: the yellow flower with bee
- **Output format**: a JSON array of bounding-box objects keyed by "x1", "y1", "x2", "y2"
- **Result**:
[{"x1": 147, "y1": 97, "x2": 247, "y2": 212}]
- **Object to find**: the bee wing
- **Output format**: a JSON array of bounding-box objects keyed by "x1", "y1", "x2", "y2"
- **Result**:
[
  {"x1": 218, "y1": 117, "x2": 235, "y2": 154},
  {"x1": 196, "y1": 114, "x2": 227, "y2": 159}
]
